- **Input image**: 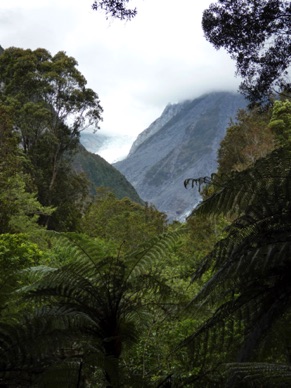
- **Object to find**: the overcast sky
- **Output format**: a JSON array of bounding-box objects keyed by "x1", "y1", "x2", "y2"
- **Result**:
[{"x1": 0, "y1": 0, "x2": 241, "y2": 161}]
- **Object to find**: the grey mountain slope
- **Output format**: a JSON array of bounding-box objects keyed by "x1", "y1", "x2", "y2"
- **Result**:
[
  {"x1": 114, "y1": 92, "x2": 247, "y2": 220},
  {"x1": 128, "y1": 102, "x2": 184, "y2": 156}
]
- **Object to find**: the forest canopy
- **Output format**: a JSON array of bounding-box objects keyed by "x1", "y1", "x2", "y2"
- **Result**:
[
  {"x1": 0, "y1": 0, "x2": 291, "y2": 386},
  {"x1": 202, "y1": 0, "x2": 291, "y2": 104}
]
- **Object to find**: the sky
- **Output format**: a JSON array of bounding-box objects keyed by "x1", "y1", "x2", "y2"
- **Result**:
[{"x1": 0, "y1": 0, "x2": 241, "y2": 162}]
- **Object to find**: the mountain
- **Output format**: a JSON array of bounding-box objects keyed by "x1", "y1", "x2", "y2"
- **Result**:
[
  {"x1": 72, "y1": 145, "x2": 143, "y2": 204},
  {"x1": 114, "y1": 92, "x2": 247, "y2": 220},
  {"x1": 128, "y1": 102, "x2": 184, "y2": 156}
]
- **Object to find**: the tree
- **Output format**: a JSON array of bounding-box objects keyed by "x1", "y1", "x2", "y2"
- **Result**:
[
  {"x1": 0, "y1": 234, "x2": 43, "y2": 314},
  {"x1": 202, "y1": 0, "x2": 291, "y2": 104},
  {"x1": 179, "y1": 101, "x2": 291, "y2": 385},
  {"x1": 0, "y1": 106, "x2": 52, "y2": 233},
  {"x1": 81, "y1": 188, "x2": 167, "y2": 251},
  {"x1": 92, "y1": 0, "x2": 137, "y2": 20},
  {"x1": 217, "y1": 107, "x2": 276, "y2": 175},
  {"x1": 0, "y1": 234, "x2": 47, "y2": 387},
  {"x1": 269, "y1": 99, "x2": 291, "y2": 146},
  {"x1": 0, "y1": 230, "x2": 183, "y2": 386},
  {"x1": 0, "y1": 48, "x2": 103, "y2": 230}
]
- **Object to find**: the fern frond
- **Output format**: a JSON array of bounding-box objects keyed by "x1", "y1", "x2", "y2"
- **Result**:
[
  {"x1": 11, "y1": 228, "x2": 185, "y2": 385},
  {"x1": 124, "y1": 227, "x2": 185, "y2": 282},
  {"x1": 0, "y1": 305, "x2": 93, "y2": 385},
  {"x1": 225, "y1": 362, "x2": 291, "y2": 387},
  {"x1": 193, "y1": 147, "x2": 291, "y2": 218},
  {"x1": 183, "y1": 146, "x2": 291, "y2": 368}
]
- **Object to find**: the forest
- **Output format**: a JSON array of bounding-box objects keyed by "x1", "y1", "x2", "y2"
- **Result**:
[{"x1": 0, "y1": 0, "x2": 291, "y2": 387}]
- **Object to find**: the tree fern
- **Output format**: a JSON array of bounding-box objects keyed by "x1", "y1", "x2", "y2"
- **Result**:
[
  {"x1": 0, "y1": 305, "x2": 91, "y2": 386},
  {"x1": 191, "y1": 147, "x2": 291, "y2": 218},
  {"x1": 225, "y1": 363, "x2": 291, "y2": 387},
  {"x1": 0, "y1": 228, "x2": 184, "y2": 386},
  {"x1": 181, "y1": 146, "x2": 291, "y2": 385}
]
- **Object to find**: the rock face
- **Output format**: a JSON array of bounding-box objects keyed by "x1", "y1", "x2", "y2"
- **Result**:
[
  {"x1": 128, "y1": 103, "x2": 184, "y2": 156},
  {"x1": 114, "y1": 92, "x2": 247, "y2": 220}
]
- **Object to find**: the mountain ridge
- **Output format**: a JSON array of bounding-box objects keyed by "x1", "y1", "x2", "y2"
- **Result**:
[
  {"x1": 128, "y1": 102, "x2": 184, "y2": 156},
  {"x1": 114, "y1": 91, "x2": 247, "y2": 220},
  {"x1": 72, "y1": 144, "x2": 143, "y2": 204}
]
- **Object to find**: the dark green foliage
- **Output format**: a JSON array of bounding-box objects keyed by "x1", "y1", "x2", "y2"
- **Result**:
[
  {"x1": 81, "y1": 188, "x2": 167, "y2": 252},
  {"x1": 181, "y1": 145, "x2": 291, "y2": 384},
  {"x1": 225, "y1": 362, "x2": 291, "y2": 387},
  {"x1": 217, "y1": 107, "x2": 276, "y2": 174},
  {"x1": 92, "y1": 0, "x2": 137, "y2": 20},
  {"x1": 0, "y1": 234, "x2": 43, "y2": 317},
  {"x1": 0, "y1": 235, "x2": 48, "y2": 386},
  {"x1": 202, "y1": 0, "x2": 291, "y2": 103},
  {"x1": 0, "y1": 47, "x2": 103, "y2": 231},
  {"x1": 184, "y1": 175, "x2": 213, "y2": 193},
  {"x1": 0, "y1": 230, "x2": 183, "y2": 386},
  {"x1": 41, "y1": 168, "x2": 89, "y2": 231},
  {"x1": 73, "y1": 144, "x2": 143, "y2": 204},
  {"x1": 0, "y1": 106, "x2": 51, "y2": 233},
  {"x1": 0, "y1": 306, "x2": 88, "y2": 387}
]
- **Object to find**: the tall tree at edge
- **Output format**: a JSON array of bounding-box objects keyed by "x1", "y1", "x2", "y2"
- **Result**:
[{"x1": 0, "y1": 47, "x2": 103, "y2": 230}]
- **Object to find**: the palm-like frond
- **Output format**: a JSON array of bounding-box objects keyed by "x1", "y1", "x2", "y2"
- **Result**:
[
  {"x1": 225, "y1": 362, "x2": 291, "y2": 387},
  {"x1": 0, "y1": 229, "x2": 184, "y2": 386},
  {"x1": 124, "y1": 229, "x2": 184, "y2": 281},
  {"x1": 0, "y1": 305, "x2": 92, "y2": 386},
  {"x1": 193, "y1": 147, "x2": 291, "y2": 218},
  {"x1": 182, "y1": 146, "x2": 291, "y2": 373}
]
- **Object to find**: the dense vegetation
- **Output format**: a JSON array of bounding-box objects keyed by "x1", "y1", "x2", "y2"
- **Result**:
[
  {"x1": 202, "y1": 0, "x2": 291, "y2": 104},
  {"x1": 1, "y1": 0, "x2": 291, "y2": 386},
  {"x1": 72, "y1": 145, "x2": 143, "y2": 204}
]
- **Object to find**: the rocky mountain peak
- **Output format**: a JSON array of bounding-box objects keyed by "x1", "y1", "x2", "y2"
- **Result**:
[
  {"x1": 128, "y1": 102, "x2": 183, "y2": 156},
  {"x1": 114, "y1": 91, "x2": 247, "y2": 221}
]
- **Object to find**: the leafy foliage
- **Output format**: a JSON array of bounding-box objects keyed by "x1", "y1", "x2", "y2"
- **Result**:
[
  {"x1": 81, "y1": 188, "x2": 167, "y2": 251},
  {"x1": 0, "y1": 234, "x2": 43, "y2": 316},
  {"x1": 0, "y1": 305, "x2": 89, "y2": 387},
  {"x1": 92, "y1": 0, "x2": 137, "y2": 20},
  {"x1": 181, "y1": 142, "x2": 291, "y2": 386},
  {"x1": 174, "y1": 100, "x2": 291, "y2": 387},
  {"x1": 202, "y1": 0, "x2": 291, "y2": 103},
  {"x1": 225, "y1": 362, "x2": 291, "y2": 387},
  {"x1": 0, "y1": 47, "x2": 103, "y2": 230},
  {"x1": 217, "y1": 107, "x2": 276, "y2": 174},
  {"x1": 0, "y1": 106, "x2": 53, "y2": 233},
  {"x1": 0, "y1": 229, "x2": 184, "y2": 386},
  {"x1": 269, "y1": 99, "x2": 291, "y2": 146},
  {"x1": 72, "y1": 144, "x2": 143, "y2": 203}
]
